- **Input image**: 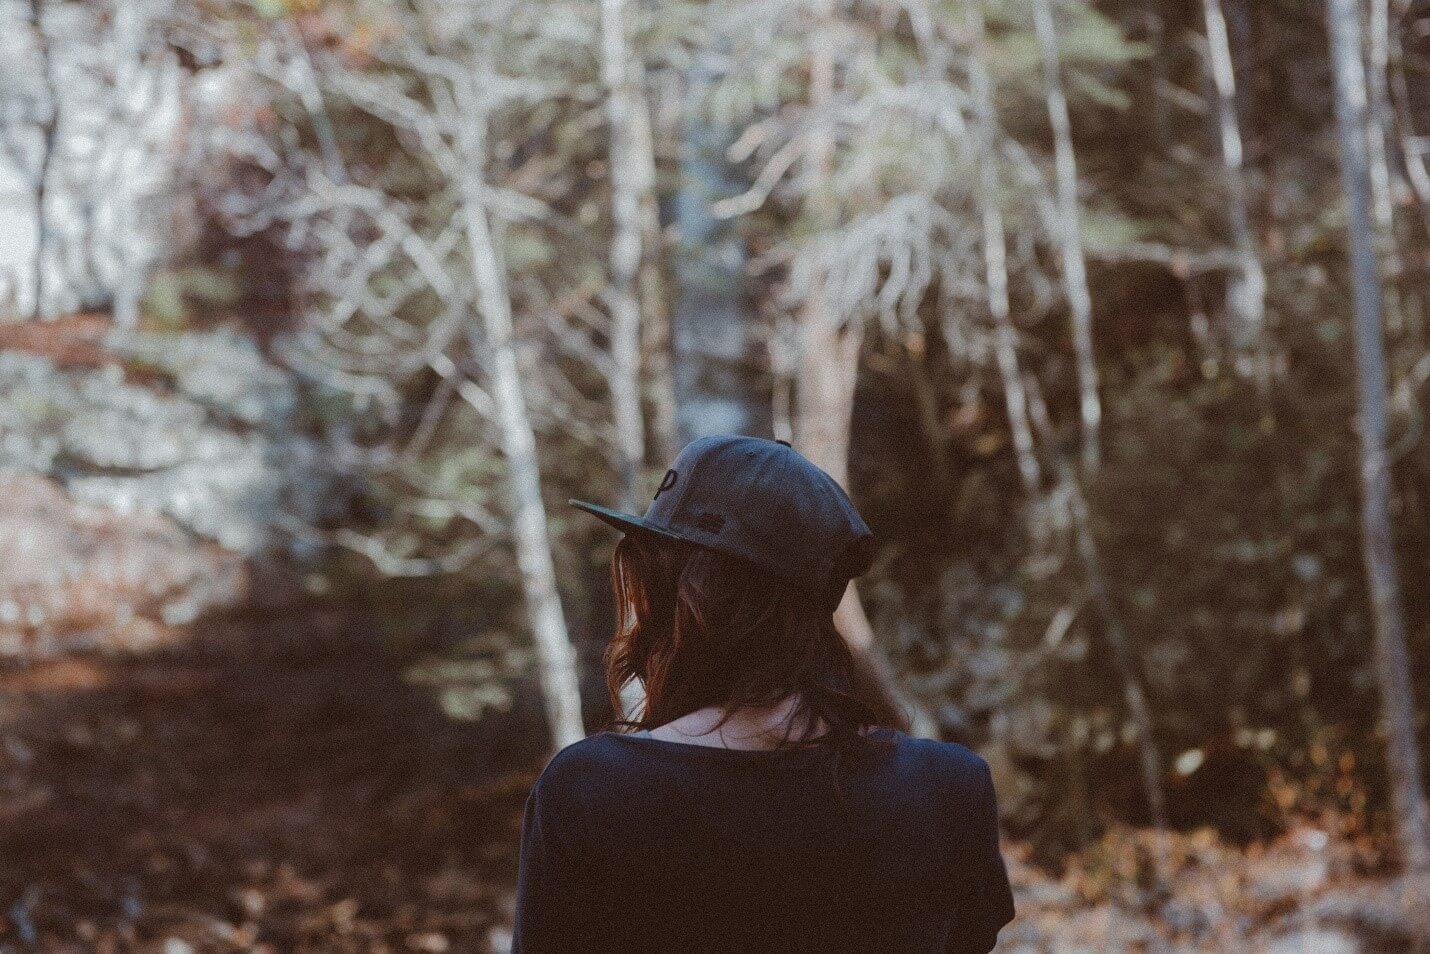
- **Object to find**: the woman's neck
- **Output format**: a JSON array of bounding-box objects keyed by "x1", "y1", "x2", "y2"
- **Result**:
[{"x1": 647, "y1": 695, "x2": 827, "y2": 750}]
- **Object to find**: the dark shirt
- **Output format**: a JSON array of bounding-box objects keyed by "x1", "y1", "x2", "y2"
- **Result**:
[{"x1": 512, "y1": 727, "x2": 1015, "y2": 953}]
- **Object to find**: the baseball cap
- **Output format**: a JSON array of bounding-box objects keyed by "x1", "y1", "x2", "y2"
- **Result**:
[{"x1": 568, "y1": 434, "x2": 876, "y2": 613}]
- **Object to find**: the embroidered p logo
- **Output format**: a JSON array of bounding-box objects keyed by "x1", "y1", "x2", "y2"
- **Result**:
[{"x1": 654, "y1": 469, "x2": 678, "y2": 500}]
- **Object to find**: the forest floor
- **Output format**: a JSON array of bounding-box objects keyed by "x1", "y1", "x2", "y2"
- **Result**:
[
  {"x1": 1, "y1": 605, "x2": 1426, "y2": 954},
  {"x1": 0, "y1": 603, "x2": 540, "y2": 953}
]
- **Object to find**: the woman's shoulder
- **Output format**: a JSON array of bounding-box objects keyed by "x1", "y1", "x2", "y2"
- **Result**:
[
  {"x1": 532, "y1": 728, "x2": 992, "y2": 796},
  {"x1": 530, "y1": 731, "x2": 672, "y2": 805},
  {"x1": 534, "y1": 732, "x2": 629, "y2": 789},
  {"x1": 869, "y1": 729, "x2": 996, "y2": 795},
  {"x1": 892, "y1": 730, "x2": 989, "y2": 769}
]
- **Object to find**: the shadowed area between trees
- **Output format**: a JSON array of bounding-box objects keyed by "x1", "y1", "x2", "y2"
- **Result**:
[{"x1": 0, "y1": 600, "x2": 544, "y2": 952}]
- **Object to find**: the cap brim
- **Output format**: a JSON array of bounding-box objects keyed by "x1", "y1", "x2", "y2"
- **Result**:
[{"x1": 568, "y1": 499, "x2": 688, "y2": 544}]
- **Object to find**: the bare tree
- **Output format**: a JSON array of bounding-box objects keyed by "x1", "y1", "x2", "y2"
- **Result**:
[
  {"x1": 600, "y1": 0, "x2": 648, "y2": 515},
  {"x1": 254, "y1": 1, "x2": 590, "y2": 751},
  {"x1": 601, "y1": 0, "x2": 663, "y2": 722},
  {"x1": 701, "y1": 0, "x2": 943, "y2": 735},
  {"x1": 24, "y1": 0, "x2": 58, "y2": 319},
  {"x1": 0, "y1": 0, "x2": 181, "y2": 323},
  {"x1": 711, "y1": 0, "x2": 1097, "y2": 738},
  {"x1": 419, "y1": 6, "x2": 587, "y2": 751},
  {"x1": 1032, "y1": 0, "x2": 1101, "y2": 475},
  {"x1": 462, "y1": 147, "x2": 587, "y2": 751},
  {"x1": 1202, "y1": 0, "x2": 1268, "y2": 375},
  {"x1": 1367, "y1": 0, "x2": 1397, "y2": 235},
  {"x1": 966, "y1": 2, "x2": 1042, "y2": 502},
  {"x1": 1328, "y1": 0, "x2": 1430, "y2": 876},
  {"x1": 630, "y1": 5, "x2": 680, "y2": 465},
  {"x1": 968, "y1": 3, "x2": 1166, "y2": 849}
]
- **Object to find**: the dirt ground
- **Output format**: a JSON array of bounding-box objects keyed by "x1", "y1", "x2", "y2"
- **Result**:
[{"x1": 0, "y1": 605, "x2": 542, "y2": 953}]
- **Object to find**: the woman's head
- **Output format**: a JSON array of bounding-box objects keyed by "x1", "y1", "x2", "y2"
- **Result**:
[{"x1": 603, "y1": 532, "x2": 888, "y2": 748}]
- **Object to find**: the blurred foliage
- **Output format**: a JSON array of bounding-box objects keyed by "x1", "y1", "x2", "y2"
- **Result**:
[{"x1": 140, "y1": 266, "x2": 245, "y2": 331}]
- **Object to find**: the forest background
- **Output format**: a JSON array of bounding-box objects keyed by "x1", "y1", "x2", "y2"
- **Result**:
[{"x1": 2, "y1": 0, "x2": 1430, "y2": 950}]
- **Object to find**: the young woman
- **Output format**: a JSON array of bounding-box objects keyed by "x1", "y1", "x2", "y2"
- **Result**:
[{"x1": 513, "y1": 435, "x2": 1015, "y2": 953}]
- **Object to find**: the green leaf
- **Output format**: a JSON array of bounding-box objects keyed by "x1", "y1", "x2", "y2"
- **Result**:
[
  {"x1": 1070, "y1": 71, "x2": 1132, "y2": 110},
  {"x1": 251, "y1": 0, "x2": 289, "y2": 20},
  {"x1": 141, "y1": 272, "x2": 187, "y2": 330},
  {"x1": 179, "y1": 266, "x2": 242, "y2": 305},
  {"x1": 502, "y1": 230, "x2": 556, "y2": 271},
  {"x1": 1056, "y1": 14, "x2": 1148, "y2": 66},
  {"x1": 1079, "y1": 208, "x2": 1147, "y2": 253}
]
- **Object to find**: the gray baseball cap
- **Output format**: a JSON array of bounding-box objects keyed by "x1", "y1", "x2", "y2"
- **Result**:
[{"x1": 569, "y1": 434, "x2": 875, "y2": 612}]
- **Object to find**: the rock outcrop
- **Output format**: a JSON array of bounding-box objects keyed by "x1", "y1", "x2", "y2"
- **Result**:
[{"x1": 0, "y1": 318, "x2": 331, "y2": 658}]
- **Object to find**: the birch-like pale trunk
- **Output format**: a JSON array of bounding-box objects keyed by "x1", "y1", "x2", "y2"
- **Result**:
[
  {"x1": 966, "y1": 3, "x2": 1042, "y2": 500},
  {"x1": 1328, "y1": 0, "x2": 1430, "y2": 876},
  {"x1": 108, "y1": 0, "x2": 162, "y2": 329},
  {"x1": 26, "y1": 0, "x2": 58, "y2": 320},
  {"x1": 460, "y1": 128, "x2": 586, "y2": 753},
  {"x1": 1032, "y1": 0, "x2": 1101, "y2": 475},
  {"x1": 1368, "y1": 0, "x2": 1396, "y2": 235},
  {"x1": 793, "y1": 1, "x2": 936, "y2": 738},
  {"x1": 1365, "y1": 0, "x2": 1408, "y2": 341},
  {"x1": 1202, "y1": 0, "x2": 1268, "y2": 369},
  {"x1": 600, "y1": 0, "x2": 654, "y2": 723},
  {"x1": 633, "y1": 74, "x2": 681, "y2": 465},
  {"x1": 600, "y1": 0, "x2": 647, "y2": 516}
]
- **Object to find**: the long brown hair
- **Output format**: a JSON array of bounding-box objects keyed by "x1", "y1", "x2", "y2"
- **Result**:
[{"x1": 601, "y1": 532, "x2": 895, "y2": 757}]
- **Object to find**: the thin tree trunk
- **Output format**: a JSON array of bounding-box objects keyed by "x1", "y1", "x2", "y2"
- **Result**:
[
  {"x1": 600, "y1": 0, "x2": 647, "y2": 515},
  {"x1": 460, "y1": 126, "x2": 586, "y2": 753},
  {"x1": 1328, "y1": 0, "x2": 1430, "y2": 876},
  {"x1": 633, "y1": 73, "x2": 681, "y2": 464},
  {"x1": 613, "y1": 36, "x2": 660, "y2": 722},
  {"x1": 1202, "y1": 0, "x2": 1268, "y2": 373},
  {"x1": 27, "y1": 0, "x2": 58, "y2": 320},
  {"x1": 794, "y1": 1, "x2": 936, "y2": 738},
  {"x1": 1369, "y1": 0, "x2": 1397, "y2": 235},
  {"x1": 793, "y1": 317, "x2": 858, "y2": 490},
  {"x1": 1032, "y1": 0, "x2": 1101, "y2": 475},
  {"x1": 1365, "y1": 0, "x2": 1409, "y2": 339},
  {"x1": 966, "y1": 3, "x2": 1043, "y2": 501}
]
